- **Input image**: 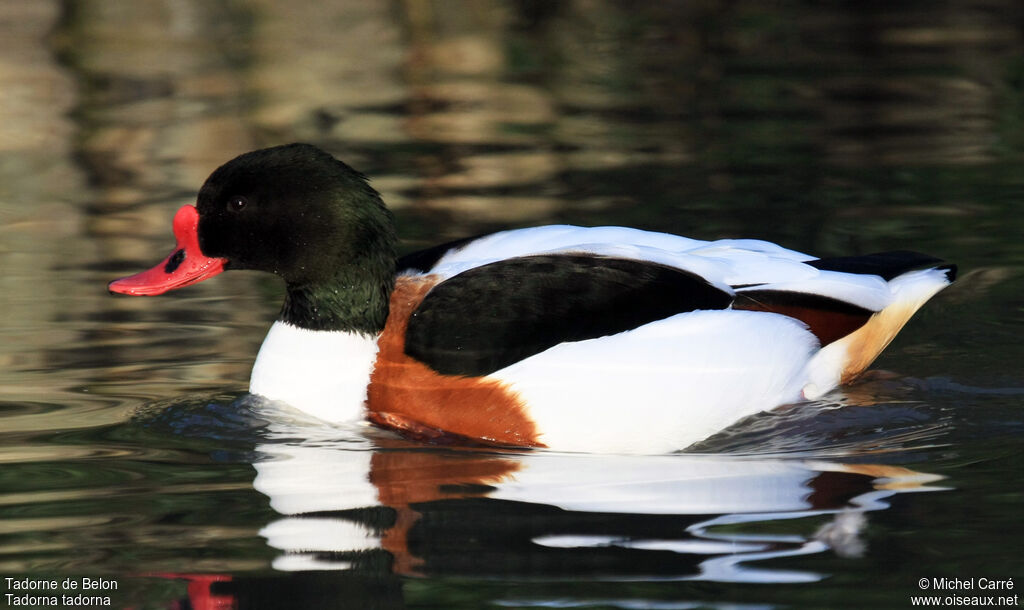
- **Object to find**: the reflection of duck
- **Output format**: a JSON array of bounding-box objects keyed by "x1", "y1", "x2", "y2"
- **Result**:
[
  {"x1": 110, "y1": 143, "x2": 955, "y2": 453},
  {"x1": 251, "y1": 438, "x2": 945, "y2": 582}
]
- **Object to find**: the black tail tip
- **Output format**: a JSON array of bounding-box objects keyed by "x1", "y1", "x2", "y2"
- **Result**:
[{"x1": 938, "y1": 263, "x2": 958, "y2": 283}]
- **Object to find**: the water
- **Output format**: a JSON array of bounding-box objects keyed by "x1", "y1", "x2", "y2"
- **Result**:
[{"x1": 1, "y1": 1, "x2": 1022, "y2": 608}]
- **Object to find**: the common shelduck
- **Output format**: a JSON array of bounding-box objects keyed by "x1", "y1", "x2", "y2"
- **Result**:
[{"x1": 109, "y1": 143, "x2": 956, "y2": 453}]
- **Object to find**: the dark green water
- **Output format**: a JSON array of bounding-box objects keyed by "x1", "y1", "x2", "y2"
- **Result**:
[{"x1": 1, "y1": 1, "x2": 1021, "y2": 608}]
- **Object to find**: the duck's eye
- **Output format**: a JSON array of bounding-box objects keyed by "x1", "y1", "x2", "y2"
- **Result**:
[{"x1": 226, "y1": 196, "x2": 248, "y2": 212}]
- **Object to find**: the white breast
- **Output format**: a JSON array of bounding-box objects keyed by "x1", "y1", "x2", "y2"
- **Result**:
[{"x1": 248, "y1": 321, "x2": 379, "y2": 423}]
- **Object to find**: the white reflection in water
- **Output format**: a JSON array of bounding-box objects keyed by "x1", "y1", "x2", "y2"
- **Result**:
[{"x1": 249, "y1": 406, "x2": 946, "y2": 583}]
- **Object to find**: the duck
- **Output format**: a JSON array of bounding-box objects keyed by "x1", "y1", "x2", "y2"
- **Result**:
[{"x1": 109, "y1": 143, "x2": 956, "y2": 454}]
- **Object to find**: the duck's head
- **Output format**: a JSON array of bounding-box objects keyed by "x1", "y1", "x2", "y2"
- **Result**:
[{"x1": 110, "y1": 143, "x2": 398, "y2": 332}]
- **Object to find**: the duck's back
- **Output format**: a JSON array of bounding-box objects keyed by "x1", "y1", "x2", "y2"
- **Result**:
[{"x1": 364, "y1": 226, "x2": 955, "y2": 453}]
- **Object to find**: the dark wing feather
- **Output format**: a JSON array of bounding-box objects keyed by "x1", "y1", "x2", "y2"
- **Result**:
[
  {"x1": 404, "y1": 254, "x2": 733, "y2": 376},
  {"x1": 808, "y1": 250, "x2": 956, "y2": 281},
  {"x1": 733, "y1": 250, "x2": 956, "y2": 346}
]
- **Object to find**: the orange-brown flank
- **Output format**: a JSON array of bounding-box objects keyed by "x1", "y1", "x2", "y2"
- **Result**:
[{"x1": 367, "y1": 276, "x2": 543, "y2": 448}]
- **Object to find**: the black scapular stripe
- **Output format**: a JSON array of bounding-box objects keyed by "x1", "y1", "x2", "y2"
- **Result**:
[
  {"x1": 404, "y1": 254, "x2": 733, "y2": 377},
  {"x1": 808, "y1": 250, "x2": 956, "y2": 281}
]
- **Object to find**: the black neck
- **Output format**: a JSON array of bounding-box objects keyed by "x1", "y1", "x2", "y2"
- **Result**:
[{"x1": 279, "y1": 262, "x2": 395, "y2": 334}]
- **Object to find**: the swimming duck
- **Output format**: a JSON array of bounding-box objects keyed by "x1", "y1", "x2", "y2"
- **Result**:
[{"x1": 109, "y1": 143, "x2": 956, "y2": 453}]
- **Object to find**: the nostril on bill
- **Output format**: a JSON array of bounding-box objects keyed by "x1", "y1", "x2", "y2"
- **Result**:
[{"x1": 164, "y1": 249, "x2": 186, "y2": 274}]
